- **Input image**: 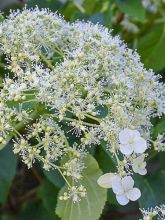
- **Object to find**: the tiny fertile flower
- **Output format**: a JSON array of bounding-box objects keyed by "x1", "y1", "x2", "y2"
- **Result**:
[
  {"x1": 132, "y1": 154, "x2": 147, "y2": 175},
  {"x1": 119, "y1": 128, "x2": 147, "y2": 155},
  {"x1": 111, "y1": 176, "x2": 141, "y2": 205}
]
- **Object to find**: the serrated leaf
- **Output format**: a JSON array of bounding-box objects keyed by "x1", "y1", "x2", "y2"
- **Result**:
[
  {"x1": 56, "y1": 155, "x2": 107, "y2": 220},
  {"x1": 116, "y1": 0, "x2": 145, "y2": 21},
  {"x1": 0, "y1": 143, "x2": 17, "y2": 204},
  {"x1": 138, "y1": 24, "x2": 165, "y2": 71}
]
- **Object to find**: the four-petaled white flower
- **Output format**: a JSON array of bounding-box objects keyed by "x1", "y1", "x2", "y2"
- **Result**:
[
  {"x1": 119, "y1": 128, "x2": 147, "y2": 155},
  {"x1": 97, "y1": 173, "x2": 141, "y2": 205},
  {"x1": 132, "y1": 154, "x2": 147, "y2": 175},
  {"x1": 111, "y1": 175, "x2": 141, "y2": 205}
]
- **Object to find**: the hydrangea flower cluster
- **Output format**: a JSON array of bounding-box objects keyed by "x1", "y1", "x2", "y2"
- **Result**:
[{"x1": 0, "y1": 7, "x2": 164, "y2": 205}]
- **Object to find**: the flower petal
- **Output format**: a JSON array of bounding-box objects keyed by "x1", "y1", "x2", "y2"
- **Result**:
[
  {"x1": 112, "y1": 176, "x2": 124, "y2": 195},
  {"x1": 133, "y1": 137, "x2": 147, "y2": 153},
  {"x1": 97, "y1": 173, "x2": 116, "y2": 188},
  {"x1": 116, "y1": 194, "x2": 129, "y2": 205},
  {"x1": 132, "y1": 162, "x2": 147, "y2": 175},
  {"x1": 119, "y1": 128, "x2": 132, "y2": 144},
  {"x1": 132, "y1": 130, "x2": 140, "y2": 138},
  {"x1": 121, "y1": 176, "x2": 134, "y2": 191},
  {"x1": 119, "y1": 144, "x2": 133, "y2": 155},
  {"x1": 126, "y1": 188, "x2": 141, "y2": 201},
  {"x1": 138, "y1": 168, "x2": 147, "y2": 175}
]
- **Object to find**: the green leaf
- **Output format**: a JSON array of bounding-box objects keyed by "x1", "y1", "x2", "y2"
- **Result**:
[
  {"x1": 95, "y1": 142, "x2": 116, "y2": 173},
  {"x1": 138, "y1": 24, "x2": 165, "y2": 71},
  {"x1": 135, "y1": 170, "x2": 165, "y2": 208},
  {"x1": 116, "y1": 0, "x2": 145, "y2": 21},
  {"x1": 39, "y1": 180, "x2": 60, "y2": 218},
  {"x1": 0, "y1": 143, "x2": 17, "y2": 204},
  {"x1": 56, "y1": 155, "x2": 107, "y2": 220},
  {"x1": 44, "y1": 169, "x2": 65, "y2": 188},
  {"x1": 100, "y1": 140, "x2": 117, "y2": 169},
  {"x1": 0, "y1": 135, "x2": 12, "y2": 151}
]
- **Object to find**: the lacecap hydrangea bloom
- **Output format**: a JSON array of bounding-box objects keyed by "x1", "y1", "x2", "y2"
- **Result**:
[{"x1": 0, "y1": 7, "x2": 164, "y2": 205}]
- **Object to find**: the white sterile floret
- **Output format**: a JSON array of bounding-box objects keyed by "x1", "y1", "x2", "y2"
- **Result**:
[
  {"x1": 97, "y1": 173, "x2": 117, "y2": 188},
  {"x1": 111, "y1": 176, "x2": 141, "y2": 205},
  {"x1": 119, "y1": 128, "x2": 147, "y2": 155},
  {"x1": 132, "y1": 154, "x2": 147, "y2": 175}
]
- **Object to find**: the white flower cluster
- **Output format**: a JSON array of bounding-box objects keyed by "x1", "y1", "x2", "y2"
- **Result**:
[
  {"x1": 0, "y1": 93, "x2": 30, "y2": 144},
  {"x1": 140, "y1": 204, "x2": 165, "y2": 220},
  {"x1": 0, "y1": 7, "x2": 164, "y2": 204},
  {"x1": 13, "y1": 117, "x2": 68, "y2": 168}
]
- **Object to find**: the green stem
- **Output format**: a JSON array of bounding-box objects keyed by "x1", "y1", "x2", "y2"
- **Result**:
[
  {"x1": 22, "y1": 99, "x2": 38, "y2": 104},
  {"x1": 37, "y1": 155, "x2": 71, "y2": 188},
  {"x1": 114, "y1": 152, "x2": 120, "y2": 165},
  {"x1": 85, "y1": 113, "x2": 101, "y2": 123},
  {"x1": 103, "y1": 88, "x2": 111, "y2": 93},
  {"x1": 13, "y1": 128, "x2": 23, "y2": 138},
  {"x1": 40, "y1": 53, "x2": 54, "y2": 70},
  {"x1": 64, "y1": 117, "x2": 95, "y2": 127},
  {"x1": 54, "y1": 45, "x2": 65, "y2": 57},
  {"x1": 45, "y1": 113, "x2": 95, "y2": 127}
]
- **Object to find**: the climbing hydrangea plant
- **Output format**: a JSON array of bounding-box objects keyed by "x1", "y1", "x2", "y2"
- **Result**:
[{"x1": 0, "y1": 7, "x2": 164, "y2": 219}]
